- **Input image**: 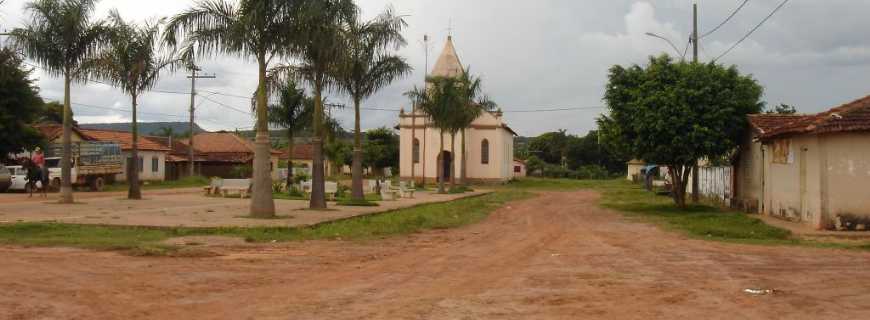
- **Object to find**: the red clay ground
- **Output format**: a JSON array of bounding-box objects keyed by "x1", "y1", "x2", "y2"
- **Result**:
[{"x1": 1, "y1": 191, "x2": 869, "y2": 319}]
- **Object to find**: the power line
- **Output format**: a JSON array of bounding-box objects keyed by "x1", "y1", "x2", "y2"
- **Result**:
[
  {"x1": 503, "y1": 107, "x2": 605, "y2": 113},
  {"x1": 714, "y1": 0, "x2": 790, "y2": 62},
  {"x1": 700, "y1": 0, "x2": 750, "y2": 39},
  {"x1": 199, "y1": 95, "x2": 254, "y2": 116},
  {"x1": 198, "y1": 89, "x2": 252, "y2": 100}
]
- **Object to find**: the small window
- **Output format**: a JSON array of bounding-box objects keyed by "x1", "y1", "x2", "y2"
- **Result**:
[
  {"x1": 514, "y1": 165, "x2": 521, "y2": 173},
  {"x1": 151, "y1": 157, "x2": 159, "y2": 173},
  {"x1": 138, "y1": 157, "x2": 144, "y2": 173},
  {"x1": 412, "y1": 138, "x2": 420, "y2": 164},
  {"x1": 481, "y1": 139, "x2": 490, "y2": 164}
]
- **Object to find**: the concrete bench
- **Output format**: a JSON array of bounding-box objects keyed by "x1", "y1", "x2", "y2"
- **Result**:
[
  {"x1": 399, "y1": 181, "x2": 414, "y2": 198},
  {"x1": 380, "y1": 187, "x2": 398, "y2": 201},
  {"x1": 220, "y1": 179, "x2": 251, "y2": 198},
  {"x1": 325, "y1": 181, "x2": 338, "y2": 200},
  {"x1": 204, "y1": 178, "x2": 223, "y2": 195}
]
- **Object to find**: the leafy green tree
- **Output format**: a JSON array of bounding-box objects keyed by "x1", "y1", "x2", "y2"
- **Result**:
[
  {"x1": 766, "y1": 103, "x2": 797, "y2": 114},
  {"x1": 362, "y1": 127, "x2": 399, "y2": 175},
  {"x1": 598, "y1": 55, "x2": 763, "y2": 208},
  {"x1": 165, "y1": 0, "x2": 309, "y2": 217},
  {"x1": 37, "y1": 101, "x2": 69, "y2": 124},
  {"x1": 11, "y1": 0, "x2": 110, "y2": 203},
  {"x1": 89, "y1": 11, "x2": 180, "y2": 200},
  {"x1": 0, "y1": 48, "x2": 45, "y2": 159},
  {"x1": 528, "y1": 130, "x2": 570, "y2": 165},
  {"x1": 336, "y1": 7, "x2": 411, "y2": 201},
  {"x1": 267, "y1": 80, "x2": 313, "y2": 186}
]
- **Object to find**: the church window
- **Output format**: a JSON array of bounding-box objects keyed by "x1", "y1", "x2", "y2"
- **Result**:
[
  {"x1": 481, "y1": 139, "x2": 490, "y2": 164},
  {"x1": 413, "y1": 139, "x2": 420, "y2": 163}
]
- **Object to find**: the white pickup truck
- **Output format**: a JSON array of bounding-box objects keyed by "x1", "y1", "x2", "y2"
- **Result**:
[{"x1": 45, "y1": 142, "x2": 123, "y2": 192}]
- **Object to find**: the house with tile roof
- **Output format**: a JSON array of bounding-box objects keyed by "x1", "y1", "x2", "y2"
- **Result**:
[
  {"x1": 398, "y1": 36, "x2": 518, "y2": 184},
  {"x1": 34, "y1": 123, "x2": 91, "y2": 143},
  {"x1": 734, "y1": 95, "x2": 870, "y2": 229},
  {"x1": 79, "y1": 129, "x2": 170, "y2": 182},
  {"x1": 164, "y1": 132, "x2": 280, "y2": 180}
]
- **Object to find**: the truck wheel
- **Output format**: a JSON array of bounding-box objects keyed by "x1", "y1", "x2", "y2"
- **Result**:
[
  {"x1": 90, "y1": 177, "x2": 105, "y2": 192},
  {"x1": 50, "y1": 178, "x2": 61, "y2": 192}
]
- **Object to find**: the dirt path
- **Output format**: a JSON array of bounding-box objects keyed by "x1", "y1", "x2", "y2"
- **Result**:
[{"x1": 2, "y1": 191, "x2": 869, "y2": 319}]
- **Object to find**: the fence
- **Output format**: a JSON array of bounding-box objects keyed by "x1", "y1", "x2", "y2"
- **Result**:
[{"x1": 696, "y1": 166, "x2": 732, "y2": 204}]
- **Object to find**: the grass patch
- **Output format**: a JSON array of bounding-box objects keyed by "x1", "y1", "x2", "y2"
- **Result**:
[{"x1": 104, "y1": 176, "x2": 210, "y2": 192}]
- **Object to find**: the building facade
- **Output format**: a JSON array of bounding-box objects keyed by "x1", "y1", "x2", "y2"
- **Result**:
[
  {"x1": 398, "y1": 36, "x2": 517, "y2": 183},
  {"x1": 736, "y1": 96, "x2": 870, "y2": 229}
]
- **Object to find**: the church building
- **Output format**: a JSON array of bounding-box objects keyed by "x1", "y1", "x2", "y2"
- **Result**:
[{"x1": 398, "y1": 36, "x2": 517, "y2": 183}]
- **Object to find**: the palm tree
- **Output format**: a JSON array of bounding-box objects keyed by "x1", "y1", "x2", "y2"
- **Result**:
[
  {"x1": 269, "y1": 0, "x2": 357, "y2": 209},
  {"x1": 164, "y1": 0, "x2": 307, "y2": 217},
  {"x1": 452, "y1": 71, "x2": 489, "y2": 186},
  {"x1": 406, "y1": 75, "x2": 462, "y2": 194},
  {"x1": 10, "y1": 0, "x2": 110, "y2": 204},
  {"x1": 337, "y1": 7, "x2": 411, "y2": 201},
  {"x1": 88, "y1": 11, "x2": 180, "y2": 199},
  {"x1": 266, "y1": 79, "x2": 313, "y2": 187}
]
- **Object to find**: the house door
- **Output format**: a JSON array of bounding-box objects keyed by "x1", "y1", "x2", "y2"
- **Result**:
[
  {"x1": 799, "y1": 147, "x2": 808, "y2": 222},
  {"x1": 437, "y1": 151, "x2": 452, "y2": 182}
]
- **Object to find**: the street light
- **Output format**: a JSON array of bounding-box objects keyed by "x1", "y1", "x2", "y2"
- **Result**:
[{"x1": 644, "y1": 32, "x2": 685, "y2": 60}]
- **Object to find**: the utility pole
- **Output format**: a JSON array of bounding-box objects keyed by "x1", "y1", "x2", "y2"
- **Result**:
[
  {"x1": 419, "y1": 34, "x2": 430, "y2": 187},
  {"x1": 186, "y1": 66, "x2": 215, "y2": 177},
  {"x1": 691, "y1": 1, "x2": 700, "y2": 203}
]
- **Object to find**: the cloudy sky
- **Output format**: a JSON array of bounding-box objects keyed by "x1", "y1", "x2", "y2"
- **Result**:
[{"x1": 2, "y1": 0, "x2": 869, "y2": 137}]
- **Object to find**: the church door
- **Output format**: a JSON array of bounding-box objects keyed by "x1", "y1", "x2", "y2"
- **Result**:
[{"x1": 437, "y1": 151, "x2": 452, "y2": 182}]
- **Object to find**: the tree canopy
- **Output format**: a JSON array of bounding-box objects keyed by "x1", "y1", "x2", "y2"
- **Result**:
[
  {"x1": 598, "y1": 55, "x2": 763, "y2": 207},
  {"x1": 0, "y1": 48, "x2": 45, "y2": 160}
]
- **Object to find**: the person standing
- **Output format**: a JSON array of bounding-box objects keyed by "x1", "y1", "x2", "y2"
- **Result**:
[{"x1": 31, "y1": 147, "x2": 46, "y2": 182}]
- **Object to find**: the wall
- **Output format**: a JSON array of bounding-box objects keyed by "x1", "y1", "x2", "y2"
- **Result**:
[
  {"x1": 821, "y1": 132, "x2": 870, "y2": 222},
  {"x1": 399, "y1": 111, "x2": 514, "y2": 182},
  {"x1": 762, "y1": 135, "x2": 823, "y2": 227},
  {"x1": 116, "y1": 150, "x2": 166, "y2": 182},
  {"x1": 513, "y1": 161, "x2": 527, "y2": 177},
  {"x1": 734, "y1": 133, "x2": 764, "y2": 212}
]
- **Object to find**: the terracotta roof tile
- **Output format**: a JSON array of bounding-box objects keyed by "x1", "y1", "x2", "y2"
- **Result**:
[
  {"x1": 760, "y1": 95, "x2": 870, "y2": 139},
  {"x1": 79, "y1": 129, "x2": 170, "y2": 151},
  {"x1": 33, "y1": 124, "x2": 90, "y2": 141},
  {"x1": 748, "y1": 114, "x2": 812, "y2": 135},
  {"x1": 168, "y1": 132, "x2": 279, "y2": 163},
  {"x1": 278, "y1": 143, "x2": 314, "y2": 160}
]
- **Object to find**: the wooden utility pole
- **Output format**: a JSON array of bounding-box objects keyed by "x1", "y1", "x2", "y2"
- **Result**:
[
  {"x1": 691, "y1": 1, "x2": 700, "y2": 203},
  {"x1": 187, "y1": 66, "x2": 215, "y2": 177}
]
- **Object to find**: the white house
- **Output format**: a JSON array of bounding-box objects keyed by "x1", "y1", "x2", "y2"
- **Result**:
[{"x1": 80, "y1": 129, "x2": 169, "y2": 182}]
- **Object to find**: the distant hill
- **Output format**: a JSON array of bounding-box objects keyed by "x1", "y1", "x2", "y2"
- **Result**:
[{"x1": 80, "y1": 122, "x2": 207, "y2": 136}]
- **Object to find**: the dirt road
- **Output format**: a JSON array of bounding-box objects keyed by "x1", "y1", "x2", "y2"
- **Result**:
[{"x1": 2, "y1": 191, "x2": 869, "y2": 319}]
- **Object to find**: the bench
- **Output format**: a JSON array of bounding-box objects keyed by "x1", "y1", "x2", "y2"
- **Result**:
[
  {"x1": 204, "y1": 178, "x2": 223, "y2": 195},
  {"x1": 325, "y1": 181, "x2": 338, "y2": 201},
  {"x1": 380, "y1": 187, "x2": 398, "y2": 201},
  {"x1": 220, "y1": 179, "x2": 251, "y2": 198},
  {"x1": 398, "y1": 181, "x2": 414, "y2": 198}
]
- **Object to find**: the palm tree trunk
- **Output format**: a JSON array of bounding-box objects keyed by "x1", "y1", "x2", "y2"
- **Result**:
[
  {"x1": 128, "y1": 94, "x2": 142, "y2": 200},
  {"x1": 449, "y1": 132, "x2": 456, "y2": 188},
  {"x1": 351, "y1": 96, "x2": 364, "y2": 201},
  {"x1": 250, "y1": 56, "x2": 276, "y2": 217},
  {"x1": 310, "y1": 80, "x2": 327, "y2": 209},
  {"x1": 286, "y1": 129, "x2": 294, "y2": 188},
  {"x1": 59, "y1": 73, "x2": 74, "y2": 203},
  {"x1": 438, "y1": 131, "x2": 445, "y2": 194},
  {"x1": 460, "y1": 128, "x2": 467, "y2": 186}
]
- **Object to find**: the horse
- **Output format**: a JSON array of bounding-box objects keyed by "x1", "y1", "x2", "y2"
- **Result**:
[{"x1": 21, "y1": 158, "x2": 48, "y2": 198}]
